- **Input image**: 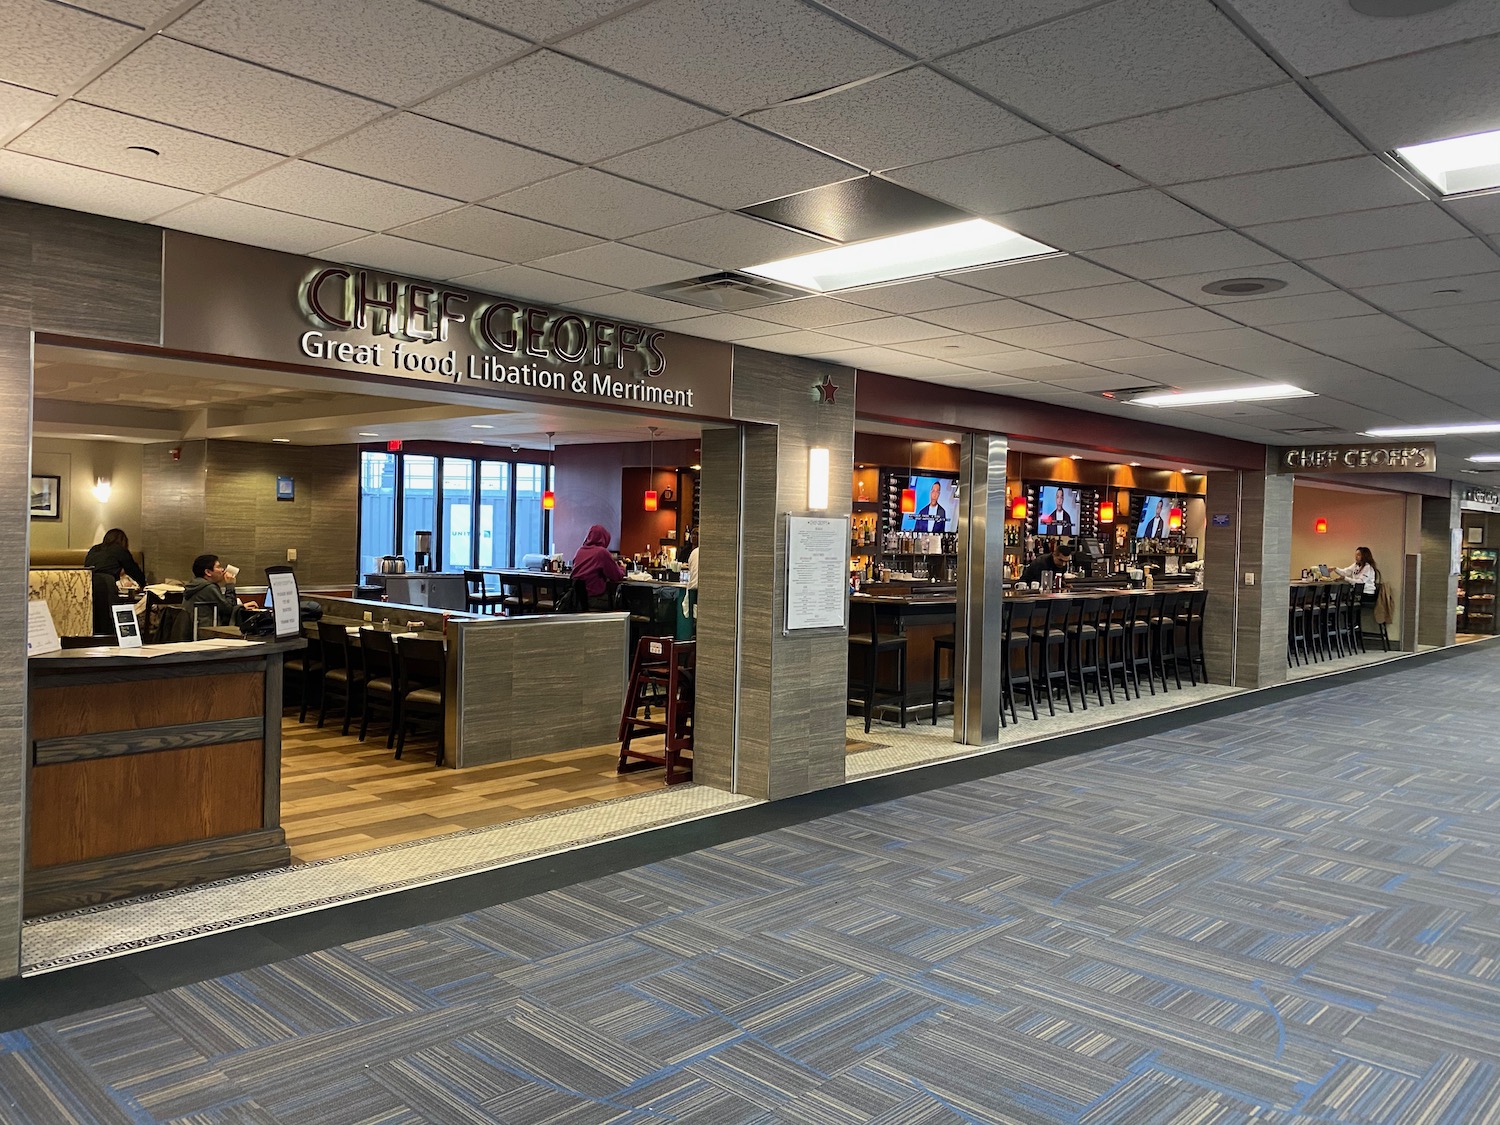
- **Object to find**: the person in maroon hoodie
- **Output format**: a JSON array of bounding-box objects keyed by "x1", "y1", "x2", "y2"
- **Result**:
[{"x1": 572, "y1": 523, "x2": 626, "y2": 610}]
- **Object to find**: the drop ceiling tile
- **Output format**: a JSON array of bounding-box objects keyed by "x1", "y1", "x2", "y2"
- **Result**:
[
  {"x1": 1043, "y1": 371, "x2": 1156, "y2": 393},
  {"x1": 913, "y1": 299, "x2": 1065, "y2": 333},
  {"x1": 750, "y1": 68, "x2": 1040, "y2": 173},
  {"x1": 741, "y1": 330, "x2": 866, "y2": 355},
  {"x1": 869, "y1": 354, "x2": 987, "y2": 379},
  {"x1": 1083, "y1": 230, "x2": 1284, "y2": 279},
  {"x1": 154, "y1": 196, "x2": 368, "y2": 254},
  {"x1": 8, "y1": 101, "x2": 279, "y2": 191},
  {"x1": 624, "y1": 212, "x2": 829, "y2": 271},
  {"x1": 888, "y1": 334, "x2": 1020, "y2": 359},
  {"x1": 1312, "y1": 35, "x2": 1500, "y2": 150},
  {"x1": 1172, "y1": 157, "x2": 1425, "y2": 227},
  {"x1": 827, "y1": 317, "x2": 954, "y2": 345},
  {"x1": 528, "y1": 241, "x2": 706, "y2": 288},
  {"x1": 1245, "y1": 203, "x2": 1469, "y2": 261},
  {"x1": 167, "y1": 0, "x2": 526, "y2": 105},
  {"x1": 996, "y1": 190, "x2": 1221, "y2": 252},
  {"x1": 63, "y1": 0, "x2": 180, "y2": 25},
  {"x1": 449, "y1": 265, "x2": 614, "y2": 304},
  {"x1": 0, "y1": 82, "x2": 55, "y2": 137},
  {"x1": 975, "y1": 349, "x2": 1076, "y2": 373},
  {"x1": 1357, "y1": 345, "x2": 1498, "y2": 382},
  {"x1": 1072, "y1": 85, "x2": 1363, "y2": 186},
  {"x1": 744, "y1": 298, "x2": 887, "y2": 329},
  {"x1": 223, "y1": 162, "x2": 454, "y2": 229},
  {"x1": 1041, "y1": 339, "x2": 1170, "y2": 362},
  {"x1": 1026, "y1": 281, "x2": 1187, "y2": 319},
  {"x1": 391, "y1": 206, "x2": 599, "y2": 262},
  {"x1": 840, "y1": 278, "x2": 997, "y2": 315},
  {"x1": 819, "y1": 0, "x2": 1101, "y2": 57},
  {"x1": 0, "y1": 0, "x2": 139, "y2": 95},
  {"x1": 982, "y1": 321, "x2": 1124, "y2": 349},
  {"x1": 1308, "y1": 239, "x2": 1500, "y2": 289},
  {"x1": 1154, "y1": 262, "x2": 1331, "y2": 306},
  {"x1": 566, "y1": 291, "x2": 708, "y2": 324},
  {"x1": 801, "y1": 344, "x2": 902, "y2": 368},
  {"x1": 662, "y1": 312, "x2": 788, "y2": 342},
  {"x1": 942, "y1": 0, "x2": 1285, "y2": 132},
  {"x1": 1273, "y1": 313, "x2": 1432, "y2": 348},
  {"x1": 561, "y1": 0, "x2": 906, "y2": 116},
  {"x1": 1139, "y1": 324, "x2": 1290, "y2": 356},
  {"x1": 314, "y1": 234, "x2": 504, "y2": 282},
  {"x1": 1213, "y1": 290, "x2": 1373, "y2": 327},
  {"x1": 1448, "y1": 194, "x2": 1500, "y2": 236},
  {"x1": 311, "y1": 115, "x2": 574, "y2": 204},
  {"x1": 1409, "y1": 308, "x2": 1500, "y2": 346},
  {"x1": 952, "y1": 256, "x2": 1126, "y2": 296},
  {"x1": 484, "y1": 169, "x2": 713, "y2": 240},
  {"x1": 1354, "y1": 272, "x2": 1500, "y2": 313},
  {"x1": 883, "y1": 136, "x2": 1137, "y2": 216},
  {"x1": 437, "y1": 0, "x2": 637, "y2": 40},
  {"x1": 0, "y1": 148, "x2": 195, "y2": 221},
  {"x1": 1089, "y1": 306, "x2": 1233, "y2": 338},
  {"x1": 79, "y1": 37, "x2": 383, "y2": 154},
  {"x1": 601, "y1": 121, "x2": 860, "y2": 211},
  {"x1": 420, "y1": 51, "x2": 719, "y2": 164}
]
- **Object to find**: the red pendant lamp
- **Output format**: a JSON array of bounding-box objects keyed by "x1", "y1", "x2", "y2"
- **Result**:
[
  {"x1": 899, "y1": 438, "x2": 917, "y2": 514},
  {"x1": 1314, "y1": 517, "x2": 1328, "y2": 534},
  {"x1": 541, "y1": 430, "x2": 555, "y2": 510},
  {"x1": 1168, "y1": 505, "x2": 1183, "y2": 531},
  {"x1": 1010, "y1": 494, "x2": 1027, "y2": 521},
  {"x1": 643, "y1": 426, "x2": 659, "y2": 511},
  {"x1": 1099, "y1": 497, "x2": 1115, "y2": 523}
]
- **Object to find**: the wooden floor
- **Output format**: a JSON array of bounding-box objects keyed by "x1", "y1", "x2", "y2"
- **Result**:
[{"x1": 279, "y1": 713, "x2": 675, "y2": 863}]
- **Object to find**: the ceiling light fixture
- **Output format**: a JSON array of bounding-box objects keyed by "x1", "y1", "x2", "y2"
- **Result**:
[
  {"x1": 471, "y1": 423, "x2": 494, "y2": 429},
  {"x1": 1130, "y1": 384, "x2": 1314, "y2": 407},
  {"x1": 1468, "y1": 454, "x2": 1500, "y2": 463},
  {"x1": 1366, "y1": 421, "x2": 1500, "y2": 437},
  {"x1": 743, "y1": 219, "x2": 1059, "y2": 293},
  {"x1": 1349, "y1": 0, "x2": 1462, "y2": 16},
  {"x1": 272, "y1": 437, "x2": 291, "y2": 443},
  {"x1": 1396, "y1": 127, "x2": 1500, "y2": 196},
  {"x1": 1129, "y1": 462, "x2": 1142, "y2": 467},
  {"x1": 358, "y1": 432, "x2": 378, "y2": 437},
  {"x1": 644, "y1": 426, "x2": 659, "y2": 512},
  {"x1": 542, "y1": 431, "x2": 555, "y2": 511}
]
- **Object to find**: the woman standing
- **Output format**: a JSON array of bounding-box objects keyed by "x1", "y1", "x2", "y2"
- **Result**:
[{"x1": 84, "y1": 528, "x2": 145, "y2": 635}]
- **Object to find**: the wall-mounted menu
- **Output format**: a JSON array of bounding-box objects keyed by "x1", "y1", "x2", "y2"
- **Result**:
[{"x1": 785, "y1": 515, "x2": 848, "y2": 632}]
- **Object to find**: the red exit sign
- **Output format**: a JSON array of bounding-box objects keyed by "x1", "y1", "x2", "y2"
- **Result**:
[{"x1": 386, "y1": 439, "x2": 403, "y2": 452}]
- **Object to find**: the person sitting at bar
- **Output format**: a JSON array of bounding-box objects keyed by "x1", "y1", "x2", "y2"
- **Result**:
[
  {"x1": 84, "y1": 527, "x2": 146, "y2": 636},
  {"x1": 175, "y1": 553, "x2": 256, "y2": 639},
  {"x1": 1330, "y1": 546, "x2": 1379, "y2": 604},
  {"x1": 1020, "y1": 542, "x2": 1073, "y2": 586},
  {"x1": 572, "y1": 524, "x2": 627, "y2": 611}
]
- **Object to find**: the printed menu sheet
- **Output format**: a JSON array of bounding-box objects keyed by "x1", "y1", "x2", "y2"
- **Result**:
[{"x1": 784, "y1": 515, "x2": 848, "y2": 633}]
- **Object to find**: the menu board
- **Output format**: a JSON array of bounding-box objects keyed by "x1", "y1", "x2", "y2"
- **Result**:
[{"x1": 785, "y1": 515, "x2": 848, "y2": 633}]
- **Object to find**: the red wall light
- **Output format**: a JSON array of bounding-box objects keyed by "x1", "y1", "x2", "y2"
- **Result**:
[
  {"x1": 1315, "y1": 517, "x2": 1328, "y2": 534},
  {"x1": 900, "y1": 487, "x2": 917, "y2": 514},
  {"x1": 1099, "y1": 499, "x2": 1115, "y2": 523},
  {"x1": 1010, "y1": 496, "x2": 1027, "y2": 521},
  {"x1": 1168, "y1": 506, "x2": 1183, "y2": 531},
  {"x1": 643, "y1": 490, "x2": 659, "y2": 512},
  {"x1": 542, "y1": 490, "x2": 555, "y2": 510}
]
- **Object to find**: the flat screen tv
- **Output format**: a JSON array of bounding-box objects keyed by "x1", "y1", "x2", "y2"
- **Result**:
[
  {"x1": 1034, "y1": 485, "x2": 1081, "y2": 537},
  {"x1": 900, "y1": 475, "x2": 956, "y2": 533},
  {"x1": 1132, "y1": 494, "x2": 1181, "y2": 538}
]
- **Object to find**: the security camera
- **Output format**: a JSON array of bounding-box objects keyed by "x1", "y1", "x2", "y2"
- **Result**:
[{"x1": 511, "y1": 443, "x2": 521, "y2": 453}]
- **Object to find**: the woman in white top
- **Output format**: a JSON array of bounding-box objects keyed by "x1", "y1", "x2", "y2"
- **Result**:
[{"x1": 1332, "y1": 546, "x2": 1379, "y2": 602}]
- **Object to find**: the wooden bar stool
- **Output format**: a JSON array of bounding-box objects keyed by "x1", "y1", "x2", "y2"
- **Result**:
[
  {"x1": 1003, "y1": 600, "x2": 1038, "y2": 722},
  {"x1": 463, "y1": 569, "x2": 503, "y2": 615},
  {"x1": 315, "y1": 621, "x2": 364, "y2": 735},
  {"x1": 393, "y1": 634, "x2": 446, "y2": 765},
  {"x1": 931, "y1": 634, "x2": 955, "y2": 726},
  {"x1": 358, "y1": 628, "x2": 399, "y2": 748},
  {"x1": 849, "y1": 603, "x2": 908, "y2": 733},
  {"x1": 1029, "y1": 598, "x2": 1072, "y2": 716}
]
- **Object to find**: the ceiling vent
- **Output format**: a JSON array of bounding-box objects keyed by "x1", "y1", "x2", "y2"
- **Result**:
[
  {"x1": 641, "y1": 272, "x2": 809, "y2": 311},
  {"x1": 1349, "y1": 0, "x2": 1460, "y2": 15},
  {"x1": 1201, "y1": 277, "x2": 1289, "y2": 297},
  {"x1": 1093, "y1": 384, "x2": 1170, "y2": 400},
  {"x1": 740, "y1": 176, "x2": 967, "y2": 244},
  {"x1": 1280, "y1": 426, "x2": 1341, "y2": 435}
]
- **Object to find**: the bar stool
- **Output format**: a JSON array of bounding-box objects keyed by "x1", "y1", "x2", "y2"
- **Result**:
[
  {"x1": 1003, "y1": 600, "x2": 1037, "y2": 722},
  {"x1": 315, "y1": 621, "x2": 364, "y2": 735},
  {"x1": 931, "y1": 634, "x2": 955, "y2": 726},
  {"x1": 1065, "y1": 596, "x2": 1105, "y2": 710},
  {"x1": 849, "y1": 604, "x2": 907, "y2": 733},
  {"x1": 1309, "y1": 585, "x2": 1332, "y2": 661},
  {"x1": 1126, "y1": 592, "x2": 1156, "y2": 697},
  {"x1": 1099, "y1": 593, "x2": 1131, "y2": 703},
  {"x1": 359, "y1": 628, "x2": 399, "y2": 747},
  {"x1": 1329, "y1": 583, "x2": 1353, "y2": 658},
  {"x1": 463, "y1": 569, "x2": 503, "y2": 615},
  {"x1": 1029, "y1": 598, "x2": 1072, "y2": 716},
  {"x1": 1288, "y1": 586, "x2": 1309, "y2": 667},
  {"x1": 1174, "y1": 588, "x2": 1209, "y2": 684},
  {"x1": 284, "y1": 631, "x2": 322, "y2": 723},
  {"x1": 394, "y1": 634, "x2": 446, "y2": 765},
  {"x1": 1148, "y1": 591, "x2": 1184, "y2": 691}
]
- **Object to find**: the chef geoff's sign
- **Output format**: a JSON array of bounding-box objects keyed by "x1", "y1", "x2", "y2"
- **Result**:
[
  {"x1": 160, "y1": 232, "x2": 730, "y2": 417},
  {"x1": 1277, "y1": 442, "x2": 1437, "y2": 474}
]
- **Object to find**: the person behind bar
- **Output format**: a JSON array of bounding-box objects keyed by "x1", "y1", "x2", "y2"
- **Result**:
[
  {"x1": 84, "y1": 527, "x2": 146, "y2": 636},
  {"x1": 1020, "y1": 542, "x2": 1073, "y2": 586},
  {"x1": 572, "y1": 524, "x2": 627, "y2": 611},
  {"x1": 175, "y1": 553, "x2": 255, "y2": 639}
]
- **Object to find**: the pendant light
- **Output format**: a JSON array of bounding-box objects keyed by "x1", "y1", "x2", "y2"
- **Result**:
[
  {"x1": 644, "y1": 426, "x2": 660, "y2": 512},
  {"x1": 899, "y1": 437, "x2": 917, "y2": 514},
  {"x1": 542, "y1": 431, "x2": 555, "y2": 510},
  {"x1": 1010, "y1": 494, "x2": 1027, "y2": 521},
  {"x1": 1168, "y1": 505, "x2": 1183, "y2": 531},
  {"x1": 1099, "y1": 497, "x2": 1115, "y2": 523}
]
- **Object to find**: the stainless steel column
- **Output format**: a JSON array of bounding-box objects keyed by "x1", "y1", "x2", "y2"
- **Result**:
[{"x1": 954, "y1": 433, "x2": 1006, "y2": 745}]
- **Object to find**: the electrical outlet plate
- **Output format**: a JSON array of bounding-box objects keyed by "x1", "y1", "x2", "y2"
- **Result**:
[
  {"x1": 1244, "y1": 571, "x2": 1256, "y2": 586},
  {"x1": 287, "y1": 548, "x2": 297, "y2": 562}
]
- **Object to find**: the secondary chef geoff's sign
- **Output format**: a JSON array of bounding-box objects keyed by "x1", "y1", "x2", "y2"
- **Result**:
[
  {"x1": 1276, "y1": 442, "x2": 1437, "y2": 474},
  {"x1": 160, "y1": 232, "x2": 731, "y2": 418}
]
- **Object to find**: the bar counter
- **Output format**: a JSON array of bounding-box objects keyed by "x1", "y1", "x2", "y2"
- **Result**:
[{"x1": 26, "y1": 638, "x2": 303, "y2": 916}]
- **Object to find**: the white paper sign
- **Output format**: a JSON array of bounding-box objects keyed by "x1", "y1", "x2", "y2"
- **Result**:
[
  {"x1": 267, "y1": 569, "x2": 301, "y2": 639},
  {"x1": 785, "y1": 515, "x2": 848, "y2": 632},
  {"x1": 26, "y1": 600, "x2": 61, "y2": 656},
  {"x1": 111, "y1": 603, "x2": 143, "y2": 648}
]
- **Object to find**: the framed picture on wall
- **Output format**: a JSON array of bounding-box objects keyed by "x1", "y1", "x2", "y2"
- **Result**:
[
  {"x1": 29, "y1": 475, "x2": 61, "y2": 520},
  {"x1": 276, "y1": 476, "x2": 295, "y2": 501},
  {"x1": 1468, "y1": 525, "x2": 1484, "y2": 545}
]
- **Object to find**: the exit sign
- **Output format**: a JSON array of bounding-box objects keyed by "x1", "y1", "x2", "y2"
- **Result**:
[{"x1": 386, "y1": 439, "x2": 403, "y2": 452}]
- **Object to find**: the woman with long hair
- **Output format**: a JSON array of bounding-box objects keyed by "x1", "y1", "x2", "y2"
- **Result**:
[
  {"x1": 84, "y1": 527, "x2": 145, "y2": 635},
  {"x1": 1333, "y1": 546, "x2": 1378, "y2": 604}
]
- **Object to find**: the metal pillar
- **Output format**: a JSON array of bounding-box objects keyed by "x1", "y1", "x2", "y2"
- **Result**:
[{"x1": 954, "y1": 433, "x2": 1006, "y2": 745}]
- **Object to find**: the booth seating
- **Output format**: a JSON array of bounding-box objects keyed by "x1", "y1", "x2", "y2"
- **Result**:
[{"x1": 27, "y1": 568, "x2": 92, "y2": 638}]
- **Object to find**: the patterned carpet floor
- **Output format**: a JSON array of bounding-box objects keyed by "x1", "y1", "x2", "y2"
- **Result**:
[{"x1": 4, "y1": 645, "x2": 1500, "y2": 1123}]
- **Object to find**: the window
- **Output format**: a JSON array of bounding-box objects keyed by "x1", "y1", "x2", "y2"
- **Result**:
[
  {"x1": 442, "y1": 458, "x2": 475, "y2": 570},
  {"x1": 402, "y1": 455, "x2": 436, "y2": 564},
  {"x1": 515, "y1": 462, "x2": 547, "y2": 562},
  {"x1": 477, "y1": 461, "x2": 511, "y2": 568},
  {"x1": 358, "y1": 452, "x2": 397, "y2": 577}
]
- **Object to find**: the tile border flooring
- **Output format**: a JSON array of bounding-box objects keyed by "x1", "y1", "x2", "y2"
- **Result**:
[{"x1": 3, "y1": 637, "x2": 1493, "y2": 1030}]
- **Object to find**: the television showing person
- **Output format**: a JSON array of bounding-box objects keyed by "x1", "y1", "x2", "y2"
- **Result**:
[
  {"x1": 1136, "y1": 497, "x2": 1168, "y2": 539},
  {"x1": 1046, "y1": 500, "x2": 1074, "y2": 536},
  {"x1": 913, "y1": 480, "x2": 948, "y2": 533}
]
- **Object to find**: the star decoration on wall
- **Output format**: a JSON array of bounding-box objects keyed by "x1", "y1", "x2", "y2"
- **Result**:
[{"x1": 815, "y1": 372, "x2": 839, "y2": 405}]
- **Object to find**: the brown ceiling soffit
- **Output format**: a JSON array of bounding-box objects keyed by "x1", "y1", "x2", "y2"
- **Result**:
[{"x1": 851, "y1": 370, "x2": 1266, "y2": 474}]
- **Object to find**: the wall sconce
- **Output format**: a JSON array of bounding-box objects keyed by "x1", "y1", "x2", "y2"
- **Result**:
[
  {"x1": 1099, "y1": 498, "x2": 1115, "y2": 523},
  {"x1": 807, "y1": 446, "x2": 830, "y2": 511},
  {"x1": 1168, "y1": 506, "x2": 1183, "y2": 531},
  {"x1": 92, "y1": 477, "x2": 112, "y2": 503},
  {"x1": 1010, "y1": 495, "x2": 1027, "y2": 521},
  {"x1": 1315, "y1": 517, "x2": 1328, "y2": 534}
]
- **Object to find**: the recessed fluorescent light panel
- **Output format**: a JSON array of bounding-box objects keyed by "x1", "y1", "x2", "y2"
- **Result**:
[
  {"x1": 743, "y1": 219, "x2": 1058, "y2": 293},
  {"x1": 1130, "y1": 384, "x2": 1315, "y2": 407},
  {"x1": 1367, "y1": 422, "x2": 1500, "y2": 437},
  {"x1": 1468, "y1": 454, "x2": 1500, "y2": 463},
  {"x1": 1396, "y1": 129, "x2": 1500, "y2": 196}
]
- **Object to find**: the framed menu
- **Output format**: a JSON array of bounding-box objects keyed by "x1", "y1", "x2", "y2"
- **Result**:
[{"x1": 784, "y1": 515, "x2": 848, "y2": 633}]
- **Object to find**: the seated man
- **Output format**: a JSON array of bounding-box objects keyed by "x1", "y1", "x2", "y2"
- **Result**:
[{"x1": 175, "y1": 554, "x2": 256, "y2": 639}]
